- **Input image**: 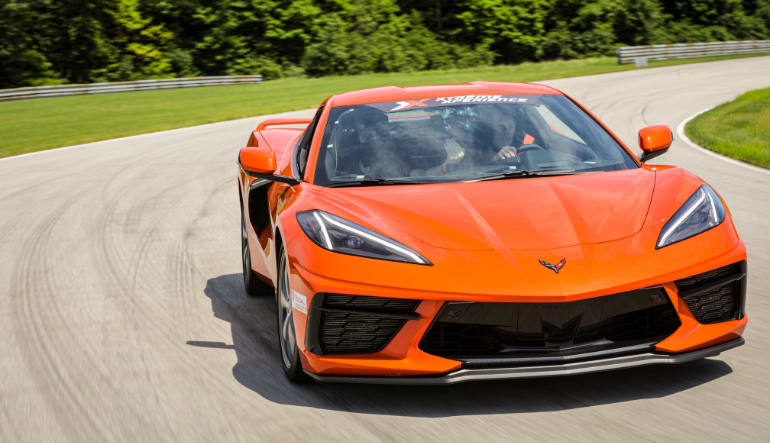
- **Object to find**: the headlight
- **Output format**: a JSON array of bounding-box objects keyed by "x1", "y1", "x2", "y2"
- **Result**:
[
  {"x1": 296, "y1": 210, "x2": 431, "y2": 265},
  {"x1": 657, "y1": 184, "x2": 725, "y2": 249}
]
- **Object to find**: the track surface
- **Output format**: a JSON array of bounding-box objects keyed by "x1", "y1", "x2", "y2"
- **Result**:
[{"x1": 1, "y1": 57, "x2": 769, "y2": 442}]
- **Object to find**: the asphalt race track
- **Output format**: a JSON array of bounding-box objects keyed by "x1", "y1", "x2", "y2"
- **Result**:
[{"x1": 1, "y1": 57, "x2": 769, "y2": 442}]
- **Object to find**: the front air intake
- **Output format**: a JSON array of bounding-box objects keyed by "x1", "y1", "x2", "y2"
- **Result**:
[
  {"x1": 420, "y1": 287, "x2": 681, "y2": 365},
  {"x1": 676, "y1": 261, "x2": 746, "y2": 324},
  {"x1": 306, "y1": 294, "x2": 420, "y2": 355}
]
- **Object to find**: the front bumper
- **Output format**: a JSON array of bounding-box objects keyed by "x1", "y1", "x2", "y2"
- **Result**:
[
  {"x1": 289, "y1": 246, "x2": 748, "y2": 379},
  {"x1": 303, "y1": 337, "x2": 744, "y2": 384}
]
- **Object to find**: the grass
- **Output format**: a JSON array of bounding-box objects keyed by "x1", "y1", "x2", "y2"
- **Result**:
[
  {"x1": 1, "y1": 53, "x2": 768, "y2": 157},
  {"x1": 686, "y1": 87, "x2": 770, "y2": 169}
]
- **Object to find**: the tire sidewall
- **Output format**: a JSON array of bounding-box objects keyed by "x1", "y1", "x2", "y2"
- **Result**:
[{"x1": 276, "y1": 245, "x2": 303, "y2": 379}]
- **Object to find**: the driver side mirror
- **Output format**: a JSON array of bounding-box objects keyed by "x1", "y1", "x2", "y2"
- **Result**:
[
  {"x1": 638, "y1": 125, "x2": 672, "y2": 163},
  {"x1": 238, "y1": 146, "x2": 299, "y2": 185},
  {"x1": 240, "y1": 146, "x2": 276, "y2": 175}
]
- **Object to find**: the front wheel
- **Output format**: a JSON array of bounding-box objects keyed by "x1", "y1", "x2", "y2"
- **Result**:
[{"x1": 276, "y1": 244, "x2": 308, "y2": 382}]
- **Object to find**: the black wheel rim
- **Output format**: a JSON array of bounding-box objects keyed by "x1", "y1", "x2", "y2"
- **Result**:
[{"x1": 241, "y1": 215, "x2": 251, "y2": 283}]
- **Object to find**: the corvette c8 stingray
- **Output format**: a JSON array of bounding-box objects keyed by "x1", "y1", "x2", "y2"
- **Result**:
[{"x1": 236, "y1": 82, "x2": 747, "y2": 384}]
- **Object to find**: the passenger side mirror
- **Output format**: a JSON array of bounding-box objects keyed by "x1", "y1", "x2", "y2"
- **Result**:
[
  {"x1": 638, "y1": 125, "x2": 672, "y2": 163},
  {"x1": 239, "y1": 146, "x2": 276, "y2": 175}
]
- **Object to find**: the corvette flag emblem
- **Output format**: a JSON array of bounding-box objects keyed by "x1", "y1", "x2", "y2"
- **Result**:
[{"x1": 539, "y1": 258, "x2": 566, "y2": 274}]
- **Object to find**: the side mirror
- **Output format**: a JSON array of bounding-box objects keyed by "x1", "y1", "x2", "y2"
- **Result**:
[
  {"x1": 239, "y1": 146, "x2": 276, "y2": 175},
  {"x1": 238, "y1": 146, "x2": 299, "y2": 185},
  {"x1": 638, "y1": 125, "x2": 672, "y2": 163}
]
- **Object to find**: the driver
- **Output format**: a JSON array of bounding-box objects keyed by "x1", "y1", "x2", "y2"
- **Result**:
[
  {"x1": 476, "y1": 104, "x2": 520, "y2": 161},
  {"x1": 434, "y1": 104, "x2": 522, "y2": 170}
]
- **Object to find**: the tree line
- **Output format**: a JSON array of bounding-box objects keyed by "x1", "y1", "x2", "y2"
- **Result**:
[{"x1": 1, "y1": 0, "x2": 769, "y2": 89}]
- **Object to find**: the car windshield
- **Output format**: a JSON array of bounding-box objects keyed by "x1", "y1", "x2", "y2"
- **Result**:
[{"x1": 314, "y1": 94, "x2": 638, "y2": 186}]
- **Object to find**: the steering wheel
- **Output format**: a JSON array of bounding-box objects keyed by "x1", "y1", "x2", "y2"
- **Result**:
[
  {"x1": 516, "y1": 144, "x2": 546, "y2": 169},
  {"x1": 517, "y1": 143, "x2": 546, "y2": 154}
]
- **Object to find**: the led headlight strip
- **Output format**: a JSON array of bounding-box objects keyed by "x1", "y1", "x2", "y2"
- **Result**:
[
  {"x1": 297, "y1": 210, "x2": 431, "y2": 265},
  {"x1": 657, "y1": 184, "x2": 725, "y2": 249},
  {"x1": 318, "y1": 212, "x2": 427, "y2": 264},
  {"x1": 312, "y1": 211, "x2": 333, "y2": 249}
]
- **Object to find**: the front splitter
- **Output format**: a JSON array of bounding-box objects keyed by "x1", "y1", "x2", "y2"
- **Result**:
[{"x1": 303, "y1": 337, "x2": 744, "y2": 385}]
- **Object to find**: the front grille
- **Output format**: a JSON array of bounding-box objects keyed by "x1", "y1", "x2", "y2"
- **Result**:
[
  {"x1": 319, "y1": 312, "x2": 406, "y2": 354},
  {"x1": 307, "y1": 294, "x2": 420, "y2": 355},
  {"x1": 420, "y1": 287, "x2": 680, "y2": 364},
  {"x1": 323, "y1": 294, "x2": 419, "y2": 312},
  {"x1": 676, "y1": 261, "x2": 746, "y2": 324}
]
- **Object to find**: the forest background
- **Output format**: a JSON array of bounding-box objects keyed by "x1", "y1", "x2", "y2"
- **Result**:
[{"x1": 2, "y1": 0, "x2": 769, "y2": 88}]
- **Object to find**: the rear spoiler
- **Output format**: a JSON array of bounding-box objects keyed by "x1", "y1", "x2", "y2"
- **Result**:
[{"x1": 256, "y1": 118, "x2": 312, "y2": 132}]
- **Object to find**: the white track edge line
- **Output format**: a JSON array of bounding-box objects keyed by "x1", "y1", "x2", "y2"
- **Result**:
[{"x1": 676, "y1": 105, "x2": 770, "y2": 176}]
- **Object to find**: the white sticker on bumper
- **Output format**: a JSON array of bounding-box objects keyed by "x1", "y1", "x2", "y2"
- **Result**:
[{"x1": 291, "y1": 290, "x2": 307, "y2": 314}]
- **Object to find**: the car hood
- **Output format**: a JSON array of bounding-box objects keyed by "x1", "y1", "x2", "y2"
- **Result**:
[{"x1": 319, "y1": 168, "x2": 656, "y2": 251}]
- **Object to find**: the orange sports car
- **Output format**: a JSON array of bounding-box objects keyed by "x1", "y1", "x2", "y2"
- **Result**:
[{"x1": 237, "y1": 82, "x2": 747, "y2": 384}]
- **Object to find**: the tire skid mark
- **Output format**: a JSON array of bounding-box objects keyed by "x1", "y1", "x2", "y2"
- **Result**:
[
  {"x1": 640, "y1": 102, "x2": 652, "y2": 127},
  {"x1": 21, "y1": 183, "x2": 166, "y2": 441},
  {"x1": 162, "y1": 171, "x2": 269, "y2": 425},
  {"x1": 175, "y1": 175, "x2": 238, "y2": 320},
  {"x1": 88, "y1": 152, "x2": 252, "y2": 437},
  {"x1": 0, "y1": 217, "x2": 22, "y2": 249},
  {"x1": 10, "y1": 193, "x2": 112, "y2": 442},
  {"x1": 0, "y1": 169, "x2": 89, "y2": 203},
  {"x1": 92, "y1": 162, "x2": 197, "y2": 437},
  {"x1": 0, "y1": 396, "x2": 21, "y2": 442},
  {"x1": 84, "y1": 150, "x2": 200, "y2": 436},
  {"x1": 175, "y1": 163, "x2": 281, "y2": 408},
  {"x1": 123, "y1": 180, "x2": 188, "y2": 301}
]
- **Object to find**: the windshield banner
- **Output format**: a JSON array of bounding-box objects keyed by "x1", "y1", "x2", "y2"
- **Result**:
[{"x1": 365, "y1": 95, "x2": 540, "y2": 113}]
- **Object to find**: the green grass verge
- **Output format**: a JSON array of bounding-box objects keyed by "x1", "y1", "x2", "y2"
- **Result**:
[
  {"x1": 686, "y1": 87, "x2": 770, "y2": 169},
  {"x1": 1, "y1": 53, "x2": 768, "y2": 158}
]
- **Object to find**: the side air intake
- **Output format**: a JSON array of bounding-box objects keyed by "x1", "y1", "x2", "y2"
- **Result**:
[
  {"x1": 306, "y1": 294, "x2": 420, "y2": 355},
  {"x1": 676, "y1": 261, "x2": 746, "y2": 324}
]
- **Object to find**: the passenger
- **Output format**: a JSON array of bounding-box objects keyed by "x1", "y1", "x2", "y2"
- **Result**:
[
  {"x1": 340, "y1": 107, "x2": 408, "y2": 178},
  {"x1": 356, "y1": 121, "x2": 409, "y2": 178}
]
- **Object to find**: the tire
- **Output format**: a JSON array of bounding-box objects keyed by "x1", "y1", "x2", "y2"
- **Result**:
[
  {"x1": 241, "y1": 210, "x2": 269, "y2": 297},
  {"x1": 276, "y1": 244, "x2": 309, "y2": 383}
]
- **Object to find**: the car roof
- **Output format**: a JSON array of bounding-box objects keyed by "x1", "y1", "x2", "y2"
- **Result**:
[{"x1": 327, "y1": 81, "x2": 561, "y2": 107}]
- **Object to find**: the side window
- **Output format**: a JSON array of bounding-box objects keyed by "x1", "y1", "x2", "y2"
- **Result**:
[
  {"x1": 297, "y1": 106, "x2": 324, "y2": 178},
  {"x1": 534, "y1": 104, "x2": 586, "y2": 144}
]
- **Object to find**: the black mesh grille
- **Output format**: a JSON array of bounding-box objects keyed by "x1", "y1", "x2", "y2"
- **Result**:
[
  {"x1": 323, "y1": 294, "x2": 419, "y2": 313},
  {"x1": 676, "y1": 263, "x2": 740, "y2": 290},
  {"x1": 313, "y1": 294, "x2": 420, "y2": 355},
  {"x1": 676, "y1": 261, "x2": 746, "y2": 324},
  {"x1": 319, "y1": 311, "x2": 406, "y2": 354},
  {"x1": 420, "y1": 287, "x2": 680, "y2": 362}
]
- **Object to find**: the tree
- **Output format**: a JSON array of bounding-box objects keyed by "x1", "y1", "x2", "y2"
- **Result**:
[
  {"x1": 0, "y1": 0, "x2": 769, "y2": 88},
  {"x1": 0, "y1": 0, "x2": 61, "y2": 88}
]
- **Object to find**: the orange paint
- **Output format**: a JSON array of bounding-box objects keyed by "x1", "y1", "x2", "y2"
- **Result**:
[
  {"x1": 239, "y1": 146, "x2": 276, "y2": 174},
  {"x1": 639, "y1": 124, "x2": 673, "y2": 154}
]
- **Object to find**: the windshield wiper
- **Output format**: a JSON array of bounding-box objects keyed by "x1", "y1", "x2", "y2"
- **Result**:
[
  {"x1": 471, "y1": 169, "x2": 577, "y2": 182},
  {"x1": 326, "y1": 178, "x2": 431, "y2": 188}
]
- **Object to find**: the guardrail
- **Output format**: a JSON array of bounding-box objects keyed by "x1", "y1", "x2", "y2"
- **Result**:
[
  {"x1": 0, "y1": 75, "x2": 263, "y2": 101},
  {"x1": 617, "y1": 40, "x2": 770, "y2": 64}
]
